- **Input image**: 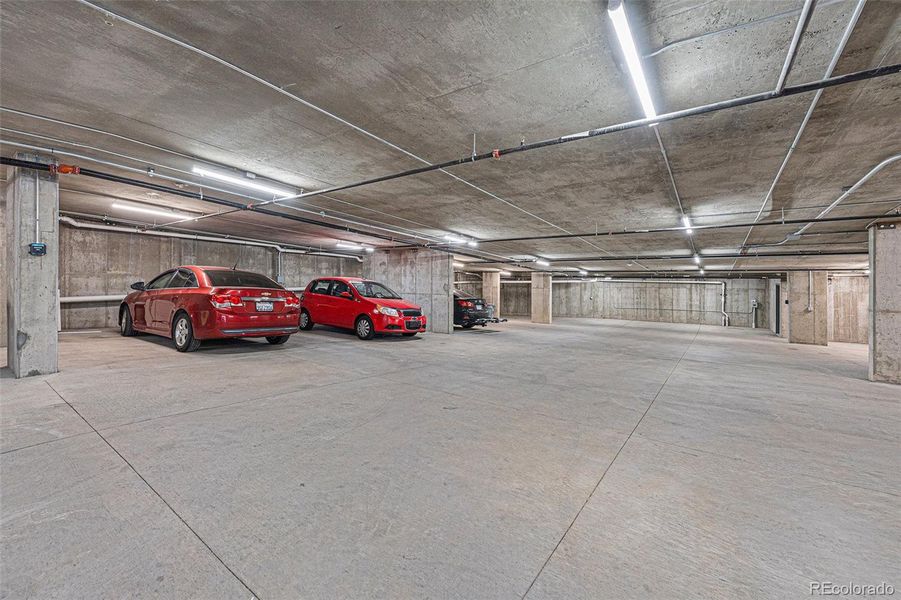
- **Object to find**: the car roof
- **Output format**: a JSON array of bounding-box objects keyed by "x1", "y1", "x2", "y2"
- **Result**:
[{"x1": 317, "y1": 276, "x2": 364, "y2": 281}]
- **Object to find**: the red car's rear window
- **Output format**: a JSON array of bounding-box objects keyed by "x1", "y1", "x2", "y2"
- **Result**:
[{"x1": 204, "y1": 270, "x2": 281, "y2": 289}]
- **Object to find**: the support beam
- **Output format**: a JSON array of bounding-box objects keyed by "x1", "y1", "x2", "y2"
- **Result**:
[
  {"x1": 787, "y1": 271, "x2": 828, "y2": 345},
  {"x1": 363, "y1": 249, "x2": 453, "y2": 334},
  {"x1": 869, "y1": 220, "x2": 901, "y2": 384},
  {"x1": 530, "y1": 273, "x2": 552, "y2": 324},
  {"x1": 5, "y1": 153, "x2": 59, "y2": 377},
  {"x1": 482, "y1": 272, "x2": 501, "y2": 318}
]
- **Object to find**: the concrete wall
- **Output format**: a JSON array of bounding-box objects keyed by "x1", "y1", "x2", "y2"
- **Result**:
[
  {"x1": 502, "y1": 279, "x2": 768, "y2": 327},
  {"x1": 454, "y1": 272, "x2": 482, "y2": 299},
  {"x1": 501, "y1": 282, "x2": 531, "y2": 316},
  {"x1": 364, "y1": 249, "x2": 453, "y2": 333},
  {"x1": 58, "y1": 225, "x2": 362, "y2": 329},
  {"x1": 829, "y1": 276, "x2": 869, "y2": 344}
]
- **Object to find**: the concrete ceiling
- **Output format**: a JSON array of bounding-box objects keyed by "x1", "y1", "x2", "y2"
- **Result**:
[{"x1": 1, "y1": 0, "x2": 899, "y2": 275}]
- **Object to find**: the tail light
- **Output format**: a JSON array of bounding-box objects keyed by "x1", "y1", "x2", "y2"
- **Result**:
[
  {"x1": 457, "y1": 299, "x2": 474, "y2": 308},
  {"x1": 210, "y1": 292, "x2": 242, "y2": 308},
  {"x1": 284, "y1": 293, "x2": 300, "y2": 307}
]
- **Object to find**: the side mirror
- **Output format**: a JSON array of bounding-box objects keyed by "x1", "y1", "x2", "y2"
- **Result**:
[
  {"x1": 340, "y1": 291, "x2": 353, "y2": 299},
  {"x1": 130, "y1": 281, "x2": 145, "y2": 291}
]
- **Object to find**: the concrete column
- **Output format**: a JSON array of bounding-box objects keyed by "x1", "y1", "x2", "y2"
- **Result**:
[
  {"x1": 869, "y1": 220, "x2": 901, "y2": 384},
  {"x1": 530, "y1": 272, "x2": 552, "y2": 324},
  {"x1": 363, "y1": 249, "x2": 453, "y2": 333},
  {"x1": 482, "y1": 272, "x2": 501, "y2": 317},
  {"x1": 787, "y1": 271, "x2": 828, "y2": 346},
  {"x1": 6, "y1": 153, "x2": 59, "y2": 377}
]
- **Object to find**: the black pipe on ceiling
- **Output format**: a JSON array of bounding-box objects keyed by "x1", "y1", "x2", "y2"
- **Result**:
[
  {"x1": 254, "y1": 63, "x2": 900, "y2": 207},
  {"x1": 390, "y1": 213, "x2": 891, "y2": 250},
  {"x1": 0, "y1": 155, "x2": 497, "y2": 262},
  {"x1": 476, "y1": 249, "x2": 868, "y2": 265}
]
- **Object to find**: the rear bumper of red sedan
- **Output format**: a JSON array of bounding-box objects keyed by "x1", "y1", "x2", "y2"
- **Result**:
[
  {"x1": 372, "y1": 313, "x2": 427, "y2": 333},
  {"x1": 196, "y1": 310, "x2": 300, "y2": 339}
]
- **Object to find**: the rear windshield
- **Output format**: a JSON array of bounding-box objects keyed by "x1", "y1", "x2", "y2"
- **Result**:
[
  {"x1": 204, "y1": 270, "x2": 281, "y2": 289},
  {"x1": 454, "y1": 289, "x2": 475, "y2": 298}
]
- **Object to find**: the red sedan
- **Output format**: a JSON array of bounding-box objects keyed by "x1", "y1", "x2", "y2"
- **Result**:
[
  {"x1": 299, "y1": 277, "x2": 426, "y2": 339},
  {"x1": 119, "y1": 266, "x2": 300, "y2": 351}
]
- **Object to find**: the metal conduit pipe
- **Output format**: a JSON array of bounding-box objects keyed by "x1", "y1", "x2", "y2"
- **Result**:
[
  {"x1": 1, "y1": 154, "x2": 505, "y2": 264},
  {"x1": 751, "y1": 154, "x2": 901, "y2": 248},
  {"x1": 774, "y1": 0, "x2": 817, "y2": 94},
  {"x1": 1, "y1": 129, "x2": 450, "y2": 244},
  {"x1": 397, "y1": 213, "x2": 889, "y2": 248},
  {"x1": 734, "y1": 0, "x2": 868, "y2": 264},
  {"x1": 0, "y1": 142, "x2": 443, "y2": 246},
  {"x1": 474, "y1": 249, "x2": 868, "y2": 264}
]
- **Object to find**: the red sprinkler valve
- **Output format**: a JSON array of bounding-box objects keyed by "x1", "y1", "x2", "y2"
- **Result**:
[{"x1": 50, "y1": 164, "x2": 81, "y2": 175}]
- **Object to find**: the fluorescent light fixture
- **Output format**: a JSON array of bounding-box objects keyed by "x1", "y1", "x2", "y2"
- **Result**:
[
  {"x1": 336, "y1": 242, "x2": 363, "y2": 251},
  {"x1": 453, "y1": 262, "x2": 466, "y2": 269},
  {"x1": 699, "y1": 268, "x2": 705, "y2": 274},
  {"x1": 499, "y1": 270, "x2": 512, "y2": 276},
  {"x1": 192, "y1": 166, "x2": 293, "y2": 197},
  {"x1": 578, "y1": 269, "x2": 588, "y2": 275},
  {"x1": 535, "y1": 259, "x2": 550, "y2": 267},
  {"x1": 604, "y1": 276, "x2": 613, "y2": 281},
  {"x1": 444, "y1": 234, "x2": 466, "y2": 244},
  {"x1": 467, "y1": 240, "x2": 479, "y2": 247},
  {"x1": 609, "y1": 0, "x2": 656, "y2": 119},
  {"x1": 111, "y1": 201, "x2": 190, "y2": 220},
  {"x1": 682, "y1": 215, "x2": 693, "y2": 235},
  {"x1": 693, "y1": 254, "x2": 701, "y2": 264}
]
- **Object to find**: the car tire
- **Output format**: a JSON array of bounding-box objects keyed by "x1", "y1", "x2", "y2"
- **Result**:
[
  {"x1": 266, "y1": 335, "x2": 290, "y2": 345},
  {"x1": 402, "y1": 332, "x2": 417, "y2": 337},
  {"x1": 120, "y1": 306, "x2": 137, "y2": 336},
  {"x1": 299, "y1": 310, "x2": 314, "y2": 330},
  {"x1": 172, "y1": 313, "x2": 201, "y2": 352},
  {"x1": 355, "y1": 315, "x2": 376, "y2": 340},
  {"x1": 462, "y1": 324, "x2": 475, "y2": 329}
]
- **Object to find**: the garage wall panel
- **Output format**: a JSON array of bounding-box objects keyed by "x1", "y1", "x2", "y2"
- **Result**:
[{"x1": 58, "y1": 225, "x2": 361, "y2": 329}]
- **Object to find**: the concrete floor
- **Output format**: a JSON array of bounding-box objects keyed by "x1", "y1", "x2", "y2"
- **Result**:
[{"x1": 1, "y1": 319, "x2": 898, "y2": 599}]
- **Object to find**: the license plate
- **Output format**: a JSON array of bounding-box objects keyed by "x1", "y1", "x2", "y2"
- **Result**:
[
  {"x1": 408, "y1": 320, "x2": 421, "y2": 329},
  {"x1": 475, "y1": 304, "x2": 483, "y2": 310},
  {"x1": 256, "y1": 301, "x2": 274, "y2": 312}
]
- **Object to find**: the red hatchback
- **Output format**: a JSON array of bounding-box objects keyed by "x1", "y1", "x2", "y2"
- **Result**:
[
  {"x1": 299, "y1": 277, "x2": 427, "y2": 339},
  {"x1": 120, "y1": 266, "x2": 300, "y2": 351}
]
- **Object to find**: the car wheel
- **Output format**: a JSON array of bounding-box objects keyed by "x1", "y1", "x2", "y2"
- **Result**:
[
  {"x1": 172, "y1": 313, "x2": 201, "y2": 352},
  {"x1": 299, "y1": 310, "x2": 314, "y2": 330},
  {"x1": 355, "y1": 315, "x2": 375, "y2": 340},
  {"x1": 120, "y1": 306, "x2": 136, "y2": 336},
  {"x1": 266, "y1": 335, "x2": 290, "y2": 345},
  {"x1": 402, "y1": 332, "x2": 417, "y2": 337},
  {"x1": 462, "y1": 324, "x2": 475, "y2": 329}
]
